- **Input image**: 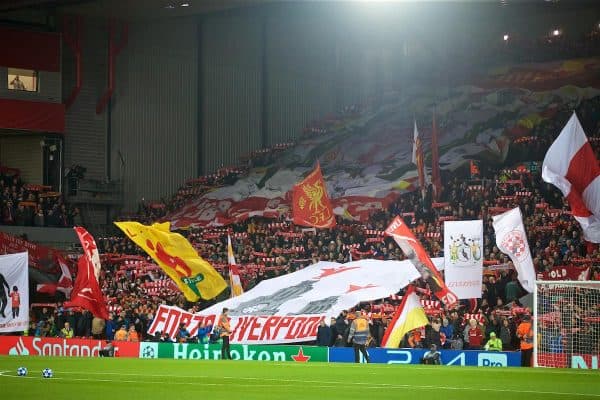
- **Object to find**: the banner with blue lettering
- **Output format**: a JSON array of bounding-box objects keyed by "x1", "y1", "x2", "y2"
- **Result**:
[{"x1": 328, "y1": 347, "x2": 521, "y2": 367}]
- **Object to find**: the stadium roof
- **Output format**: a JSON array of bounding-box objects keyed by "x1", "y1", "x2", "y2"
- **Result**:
[{"x1": 0, "y1": 0, "x2": 273, "y2": 20}]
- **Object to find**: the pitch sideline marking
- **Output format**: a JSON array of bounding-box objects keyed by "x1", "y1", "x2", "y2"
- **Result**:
[{"x1": 1, "y1": 370, "x2": 597, "y2": 397}]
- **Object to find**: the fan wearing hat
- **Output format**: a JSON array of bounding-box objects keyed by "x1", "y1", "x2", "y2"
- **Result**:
[{"x1": 484, "y1": 331, "x2": 503, "y2": 352}]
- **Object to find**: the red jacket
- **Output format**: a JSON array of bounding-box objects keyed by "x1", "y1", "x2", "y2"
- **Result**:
[{"x1": 468, "y1": 326, "x2": 483, "y2": 347}]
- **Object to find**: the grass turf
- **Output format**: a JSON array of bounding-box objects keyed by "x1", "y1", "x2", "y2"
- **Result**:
[{"x1": 0, "y1": 356, "x2": 599, "y2": 400}]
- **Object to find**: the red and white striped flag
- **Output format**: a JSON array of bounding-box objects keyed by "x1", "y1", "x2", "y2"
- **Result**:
[
  {"x1": 227, "y1": 235, "x2": 243, "y2": 297},
  {"x1": 542, "y1": 112, "x2": 600, "y2": 242}
]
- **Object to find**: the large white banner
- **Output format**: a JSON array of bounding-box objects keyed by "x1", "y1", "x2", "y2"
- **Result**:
[
  {"x1": 148, "y1": 258, "x2": 438, "y2": 344},
  {"x1": 444, "y1": 220, "x2": 483, "y2": 299},
  {"x1": 0, "y1": 252, "x2": 29, "y2": 332}
]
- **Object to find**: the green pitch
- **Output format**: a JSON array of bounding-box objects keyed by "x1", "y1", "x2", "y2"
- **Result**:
[{"x1": 0, "y1": 356, "x2": 598, "y2": 400}]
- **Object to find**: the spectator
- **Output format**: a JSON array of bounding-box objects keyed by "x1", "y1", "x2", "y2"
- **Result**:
[
  {"x1": 421, "y1": 344, "x2": 441, "y2": 365},
  {"x1": 467, "y1": 318, "x2": 484, "y2": 350},
  {"x1": 114, "y1": 325, "x2": 127, "y2": 341},
  {"x1": 91, "y1": 316, "x2": 105, "y2": 339},
  {"x1": 176, "y1": 323, "x2": 190, "y2": 343},
  {"x1": 316, "y1": 318, "x2": 332, "y2": 347},
  {"x1": 517, "y1": 315, "x2": 534, "y2": 367},
  {"x1": 60, "y1": 322, "x2": 74, "y2": 339},
  {"x1": 484, "y1": 332, "x2": 503, "y2": 351},
  {"x1": 127, "y1": 325, "x2": 139, "y2": 342},
  {"x1": 197, "y1": 321, "x2": 212, "y2": 344},
  {"x1": 499, "y1": 318, "x2": 513, "y2": 350},
  {"x1": 106, "y1": 314, "x2": 116, "y2": 341}
]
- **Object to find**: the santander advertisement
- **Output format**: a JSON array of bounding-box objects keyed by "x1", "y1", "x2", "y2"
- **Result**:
[{"x1": 0, "y1": 336, "x2": 139, "y2": 358}]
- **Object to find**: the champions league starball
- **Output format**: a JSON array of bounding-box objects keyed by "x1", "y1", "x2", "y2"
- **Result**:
[
  {"x1": 17, "y1": 367, "x2": 27, "y2": 376},
  {"x1": 42, "y1": 368, "x2": 53, "y2": 378}
]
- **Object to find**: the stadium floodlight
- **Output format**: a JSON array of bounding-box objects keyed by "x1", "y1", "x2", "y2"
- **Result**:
[
  {"x1": 552, "y1": 29, "x2": 561, "y2": 36},
  {"x1": 534, "y1": 280, "x2": 600, "y2": 368},
  {"x1": 181, "y1": 2, "x2": 190, "y2": 6},
  {"x1": 503, "y1": 34, "x2": 509, "y2": 41}
]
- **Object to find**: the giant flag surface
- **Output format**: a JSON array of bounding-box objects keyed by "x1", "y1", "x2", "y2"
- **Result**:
[
  {"x1": 228, "y1": 235, "x2": 244, "y2": 298},
  {"x1": 64, "y1": 255, "x2": 109, "y2": 320},
  {"x1": 0, "y1": 252, "x2": 28, "y2": 332},
  {"x1": 542, "y1": 112, "x2": 600, "y2": 242},
  {"x1": 385, "y1": 216, "x2": 458, "y2": 308},
  {"x1": 492, "y1": 207, "x2": 536, "y2": 293},
  {"x1": 380, "y1": 286, "x2": 428, "y2": 348},
  {"x1": 165, "y1": 59, "x2": 600, "y2": 229},
  {"x1": 115, "y1": 221, "x2": 227, "y2": 301},
  {"x1": 444, "y1": 220, "x2": 483, "y2": 299},
  {"x1": 292, "y1": 162, "x2": 336, "y2": 228},
  {"x1": 147, "y1": 258, "x2": 434, "y2": 344}
]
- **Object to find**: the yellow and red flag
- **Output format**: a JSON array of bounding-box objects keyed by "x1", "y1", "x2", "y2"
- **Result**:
[
  {"x1": 115, "y1": 221, "x2": 227, "y2": 301},
  {"x1": 292, "y1": 162, "x2": 336, "y2": 228},
  {"x1": 380, "y1": 286, "x2": 428, "y2": 348}
]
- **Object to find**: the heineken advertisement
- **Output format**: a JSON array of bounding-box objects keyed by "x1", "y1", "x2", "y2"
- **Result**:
[{"x1": 139, "y1": 342, "x2": 328, "y2": 362}]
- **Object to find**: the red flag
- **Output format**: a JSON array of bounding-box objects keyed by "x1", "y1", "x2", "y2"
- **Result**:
[
  {"x1": 292, "y1": 162, "x2": 336, "y2": 228},
  {"x1": 74, "y1": 226, "x2": 101, "y2": 279},
  {"x1": 64, "y1": 256, "x2": 108, "y2": 319},
  {"x1": 385, "y1": 216, "x2": 457, "y2": 308},
  {"x1": 431, "y1": 112, "x2": 442, "y2": 200}
]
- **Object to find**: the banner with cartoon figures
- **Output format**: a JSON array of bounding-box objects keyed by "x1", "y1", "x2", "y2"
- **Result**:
[
  {"x1": 444, "y1": 220, "x2": 483, "y2": 299},
  {"x1": 0, "y1": 252, "x2": 29, "y2": 333}
]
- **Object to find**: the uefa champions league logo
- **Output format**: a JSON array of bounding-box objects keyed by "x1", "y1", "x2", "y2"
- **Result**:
[{"x1": 140, "y1": 343, "x2": 158, "y2": 359}]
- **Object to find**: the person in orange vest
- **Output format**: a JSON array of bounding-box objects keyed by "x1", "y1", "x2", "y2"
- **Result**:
[
  {"x1": 114, "y1": 325, "x2": 128, "y2": 341},
  {"x1": 218, "y1": 307, "x2": 232, "y2": 360},
  {"x1": 517, "y1": 314, "x2": 534, "y2": 367},
  {"x1": 10, "y1": 286, "x2": 20, "y2": 319},
  {"x1": 347, "y1": 310, "x2": 371, "y2": 363},
  {"x1": 127, "y1": 325, "x2": 139, "y2": 342}
]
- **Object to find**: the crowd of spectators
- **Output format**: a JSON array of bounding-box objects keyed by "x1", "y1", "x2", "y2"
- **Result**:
[{"x1": 0, "y1": 167, "x2": 80, "y2": 227}]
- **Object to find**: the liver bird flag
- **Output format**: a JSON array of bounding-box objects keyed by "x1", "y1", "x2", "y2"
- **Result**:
[
  {"x1": 115, "y1": 221, "x2": 227, "y2": 301},
  {"x1": 542, "y1": 112, "x2": 600, "y2": 242},
  {"x1": 292, "y1": 162, "x2": 336, "y2": 228}
]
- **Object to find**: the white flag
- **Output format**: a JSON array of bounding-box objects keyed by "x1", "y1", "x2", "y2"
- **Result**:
[
  {"x1": 542, "y1": 112, "x2": 600, "y2": 242},
  {"x1": 0, "y1": 252, "x2": 29, "y2": 332},
  {"x1": 492, "y1": 207, "x2": 535, "y2": 293},
  {"x1": 444, "y1": 220, "x2": 483, "y2": 299}
]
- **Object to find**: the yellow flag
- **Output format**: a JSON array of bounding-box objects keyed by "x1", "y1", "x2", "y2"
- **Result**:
[
  {"x1": 380, "y1": 286, "x2": 429, "y2": 348},
  {"x1": 114, "y1": 221, "x2": 227, "y2": 301}
]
